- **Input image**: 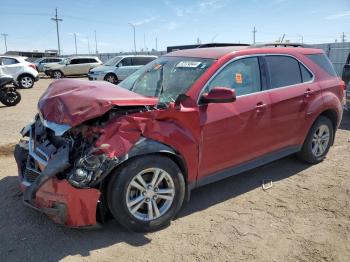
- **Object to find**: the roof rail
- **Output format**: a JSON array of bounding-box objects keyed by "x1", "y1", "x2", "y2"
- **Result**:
[
  {"x1": 197, "y1": 43, "x2": 250, "y2": 48},
  {"x1": 253, "y1": 43, "x2": 311, "y2": 48}
]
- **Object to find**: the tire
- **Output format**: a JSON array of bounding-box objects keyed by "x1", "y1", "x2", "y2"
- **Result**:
[
  {"x1": 104, "y1": 73, "x2": 118, "y2": 84},
  {"x1": 52, "y1": 70, "x2": 63, "y2": 79},
  {"x1": 18, "y1": 74, "x2": 34, "y2": 89},
  {"x1": 0, "y1": 89, "x2": 21, "y2": 106},
  {"x1": 297, "y1": 116, "x2": 334, "y2": 164},
  {"x1": 107, "y1": 155, "x2": 185, "y2": 232}
]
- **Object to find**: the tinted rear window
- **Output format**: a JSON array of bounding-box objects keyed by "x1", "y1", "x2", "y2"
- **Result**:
[
  {"x1": 307, "y1": 54, "x2": 337, "y2": 76},
  {"x1": 265, "y1": 56, "x2": 302, "y2": 88}
]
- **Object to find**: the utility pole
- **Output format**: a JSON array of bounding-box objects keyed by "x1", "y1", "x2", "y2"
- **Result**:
[
  {"x1": 74, "y1": 33, "x2": 77, "y2": 55},
  {"x1": 1, "y1": 33, "x2": 8, "y2": 53},
  {"x1": 155, "y1": 37, "x2": 158, "y2": 51},
  {"x1": 143, "y1": 32, "x2": 146, "y2": 51},
  {"x1": 341, "y1": 32, "x2": 346, "y2": 43},
  {"x1": 51, "y1": 8, "x2": 63, "y2": 55},
  {"x1": 252, "y1": 26, "x2": 257, "y2": 45},
  {"x1": 128, "y1": 23, "x2": 136, "y2": 54},
  {"x1": 94, "y1": 30, "x2": 98, "y2": 54},
  {"x1": 87, "y1": 37, "x2": 91, "y2": 54}
]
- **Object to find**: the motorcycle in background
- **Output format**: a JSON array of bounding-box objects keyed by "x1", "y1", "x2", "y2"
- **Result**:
[{"x1": 0, "y1": 75, "x2": 21, "y2": 106}]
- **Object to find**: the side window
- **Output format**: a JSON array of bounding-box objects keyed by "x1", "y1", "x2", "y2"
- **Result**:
[
  {"x1": 300, "y1": 64, "x2": 313, "y2": 82},
  {"x1": 119, "y1": 57, "x2": 132, "y2": 67},
  {"x1": 52, "y1": 58, "x2": 61, "y2": 62},
  {"x1": 2, "y1": 58, "x2": 18, "y2": 65},
  {"x1": 70, "y1": 59, "x2": 80, "y2": 65},
  {"x1": 81, "y1": 59, "x2": 91, "y2": 64},
  {"x1": 307, "y1": 53, "x2": 337, "y2": 76},
  {"x1": 132, "y1": 57, "x2": 147, "y2": 66},
  {"x1": 265, "y1": 56, "x2": 302, "y2": 89},
  {"x1": 207, "y1": 57, "x2": 261, "y2": 96},
  {"x1": 89, "y1": 58, "x2": 98, "y2": 63}
]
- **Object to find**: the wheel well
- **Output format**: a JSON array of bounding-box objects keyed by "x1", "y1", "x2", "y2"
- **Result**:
[
  {"x1": 17, "y1": 73, "x2": 34, "y2": 82},
  {"x1": 318, "y1": 109, "x2": 338, "y2": 145},
  {"x1": 104, "y1": 73, "x2": 118, "y2": 80}
]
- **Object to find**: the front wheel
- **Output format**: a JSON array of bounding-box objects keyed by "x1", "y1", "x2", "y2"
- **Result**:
[
  {"x1": 18, "y1": 75, "x2": 34, "y2": 89},
  {"x1": 297, "y1": 116, "x2": 334, "y2": 164},
  {"x1": 107, "y1": 155, "x2": 185, "y2": 232},
  {"x1": 52, "y1": 70, "x2": 63, "y2": 79}
]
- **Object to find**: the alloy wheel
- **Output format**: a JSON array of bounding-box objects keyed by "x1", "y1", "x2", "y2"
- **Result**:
[
  {"x1": 53, "y1": 71, "x2": 62, "y2": 79},
  {"x1": 20, "y1": 76, "x2": 33, "y2": 88},
  {"x1": 126, "y1": 168, "x2": 175, "y2": 221},
  {"x1": 311, "y1": 124, "x2": 330, "y2": 157}
]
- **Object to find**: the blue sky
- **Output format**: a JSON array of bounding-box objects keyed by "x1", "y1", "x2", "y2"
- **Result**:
[{"x1": 0, "y1": 0, "x2": 349, "y2": 54}]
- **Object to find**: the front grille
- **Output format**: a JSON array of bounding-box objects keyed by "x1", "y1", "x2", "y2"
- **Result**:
[{"x1": 24, "y1": 167, "x2": 41, "y2": 183}]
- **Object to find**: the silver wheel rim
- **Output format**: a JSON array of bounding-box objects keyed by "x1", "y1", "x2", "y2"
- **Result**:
[
  {"x1": 311, "y1": 124, "x2": 330, "y2": 157},
  {"x1": 106, "y1": 75, "x2": 115, "y2": 83},
  {"x1": 21, "y1": 76, "x2": 33, "y2": 88},
  {"x1": 53, "y1": 71, "x2": 61, "y2": 78},
  {"x1": 126, "y1": 168, "x2": 175, "y2": 221}
]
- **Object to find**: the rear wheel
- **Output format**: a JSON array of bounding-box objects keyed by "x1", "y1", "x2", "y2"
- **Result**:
[
  {"x1": 297, "y1": 116, "x2": 333, "y2": 164},
  {"x1": 107, "y1": 155, "x2": 185, "y2": 232},
  {"x1": 18, "y1": 75, "x2": 34, "y2": 89}
]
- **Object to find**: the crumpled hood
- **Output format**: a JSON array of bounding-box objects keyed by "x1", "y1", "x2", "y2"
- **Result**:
[{"x1": 38, "y1": 79, "x2": 158, "y2": 127}]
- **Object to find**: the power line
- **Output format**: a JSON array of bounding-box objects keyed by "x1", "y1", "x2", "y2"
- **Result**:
[
  {"x1": 1, "y1": 33, "x2": 8, "y2": 52},
  {"x1": 51, "y1": 8, "x2": 63, "y2": 55}
]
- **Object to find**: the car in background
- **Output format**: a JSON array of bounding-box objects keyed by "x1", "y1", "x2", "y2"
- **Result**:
[
  {"x1": 342, "y1": 52, "x2": 350, "y2": 111},
  {"x1": 0, "y1": 56, "x2": 39, "y2": 89},
  {"x1": 88, "y1": 55, "x2": 157, "y2": 84},
  {"x1": 44, "y1": 56, "x2": 102, "y2": 79},
  {"x1": 33, "y1": 57, "x2": 64, "y2": 72}
]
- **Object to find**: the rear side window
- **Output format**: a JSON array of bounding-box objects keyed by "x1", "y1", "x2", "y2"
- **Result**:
[
  {"x1": 119, "y1": 58, "x2": 132, "y2": 67},
  {"x1": 70, "y1": 59, "x2": 80, "y2": 64},
  {"x1": 1, "y1": 57, "x2": 19, "y2": 65},
  {"x1": 307, "y1": 54, "x2": 337, "y2": 76},
  {"x1": 300, "y1": 64, "x2": 313, "y2": 82},
  {"x1": 88, "y1": 58, "x2": 98, "y2": 63},
  {"x1": 265, "y1": 56, "x2": 302, "y2": 89}
]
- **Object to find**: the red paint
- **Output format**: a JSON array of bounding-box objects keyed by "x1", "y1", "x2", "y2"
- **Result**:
[
  {"x1": 38, "y1": 79, "x2": 158, "y2": 126},
  {"x1": 35, "y1": 178, "x2": 100, "y2": 227}
]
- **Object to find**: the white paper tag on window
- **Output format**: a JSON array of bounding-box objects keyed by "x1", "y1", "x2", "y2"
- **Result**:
[{"x1": 176, "y1": 61, "x2": 202, "y2": 68}]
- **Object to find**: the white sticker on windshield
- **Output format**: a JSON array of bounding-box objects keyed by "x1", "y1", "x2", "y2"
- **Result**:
[{"x1": 176, "y1": 61, "x2": 202, "y2": 68}]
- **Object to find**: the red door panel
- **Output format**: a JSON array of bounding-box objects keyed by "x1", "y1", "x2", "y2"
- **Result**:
[{"x1": 198, "y1": 92, "x2": 271, "y2": 177}]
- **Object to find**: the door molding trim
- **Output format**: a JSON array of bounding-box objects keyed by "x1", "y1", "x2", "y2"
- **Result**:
[{"x1": 191, "y1": 145, "x2": 301, "y2": 189}]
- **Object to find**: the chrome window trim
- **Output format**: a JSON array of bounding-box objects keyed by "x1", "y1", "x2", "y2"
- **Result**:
[{"x1": 197, "y1": 53, "x2": 315, "y2": 104}]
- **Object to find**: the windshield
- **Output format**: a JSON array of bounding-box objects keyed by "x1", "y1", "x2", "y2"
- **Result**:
[
  {"x1": 59, "y1": 58, "x2": 69, "y2": 64},
  {"x1": 104, "y1": 56, "x2": 123, "y2": 66},
  {"x1": 119, "y1": 56, "x2": 214, "y2": 103}
]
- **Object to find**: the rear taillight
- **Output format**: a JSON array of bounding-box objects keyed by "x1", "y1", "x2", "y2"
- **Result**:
[{"x1": 29, "y1": 64, "x2": 37, "y2": 71}]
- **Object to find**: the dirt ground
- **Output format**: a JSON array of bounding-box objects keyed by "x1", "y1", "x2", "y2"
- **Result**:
[{"x1": 0, "y1": 78, "x2": 349, "y2": 262}]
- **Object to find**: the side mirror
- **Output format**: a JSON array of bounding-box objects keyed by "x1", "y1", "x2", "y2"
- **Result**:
[{"x1": 201, "y1": 87, "x2": 236, "y2": 104}]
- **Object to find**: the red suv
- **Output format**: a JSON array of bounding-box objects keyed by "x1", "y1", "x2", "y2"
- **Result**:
[{"x1": 14, "y1": 45, "x2": 344, "y2": 232}]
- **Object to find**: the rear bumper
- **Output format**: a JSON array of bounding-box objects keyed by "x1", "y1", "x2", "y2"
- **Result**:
[{"x1": 14, "y1": 142, "x2": 101, "y2": 227}]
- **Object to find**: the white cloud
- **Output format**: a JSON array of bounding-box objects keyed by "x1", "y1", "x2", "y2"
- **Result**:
[
  {"x1": 132, "y1": 16, "x2": 158, "y2": 26},
  {"x1": 164, "y1": 0, "x2": 226, "y2": 17},
  {"x1": 326, "y1": 10, "x2": 350, "y2": 20},
  {"x1": 163, "y1": 21, "x2": 178, "y2": 30}
]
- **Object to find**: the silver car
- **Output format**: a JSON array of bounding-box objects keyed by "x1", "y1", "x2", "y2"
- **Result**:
[
  {"x1": 88, "y1": 55, "x2": 157, "y2": 83},
  {"x1": 33, "y1": 57, "x2": 64, "y2": 72}
]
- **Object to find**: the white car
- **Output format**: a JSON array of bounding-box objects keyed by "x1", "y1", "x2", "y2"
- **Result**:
[
  {"x1": 44, "y1": 56, "x2": 102, "y2": 79},
  {"x1": 0, "y1": 56, "x2": 39, "y2": 89},
  {"x1": 88, "y1": 55, "x2": 157, "y2": 83}
]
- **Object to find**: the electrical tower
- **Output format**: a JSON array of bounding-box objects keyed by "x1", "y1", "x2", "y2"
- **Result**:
[{"x1": 51, "y1": 8, "x2": 63, "y2": 55}]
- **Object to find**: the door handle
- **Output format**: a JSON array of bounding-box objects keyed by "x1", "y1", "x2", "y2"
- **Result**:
[
  {"x1": 304, "y1": 88, "x2": 314, "y2": 98},
  {"x1": 255, "y1": 102, "x2": 267, "y2": 113}
]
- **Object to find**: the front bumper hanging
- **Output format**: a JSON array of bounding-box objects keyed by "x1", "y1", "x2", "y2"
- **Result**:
[{"x1": 14, "y1": 139, "x2": 101, "y2": 227}]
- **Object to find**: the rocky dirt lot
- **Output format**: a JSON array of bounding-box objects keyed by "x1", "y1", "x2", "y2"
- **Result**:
[{"x1": 0, "y1": 78, "x2": 349, "y2": 262}]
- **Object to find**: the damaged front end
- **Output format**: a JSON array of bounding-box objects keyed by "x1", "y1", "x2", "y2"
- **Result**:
[{"x1": 14, "y1": 113, "x2": 120, "y2": 227}]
